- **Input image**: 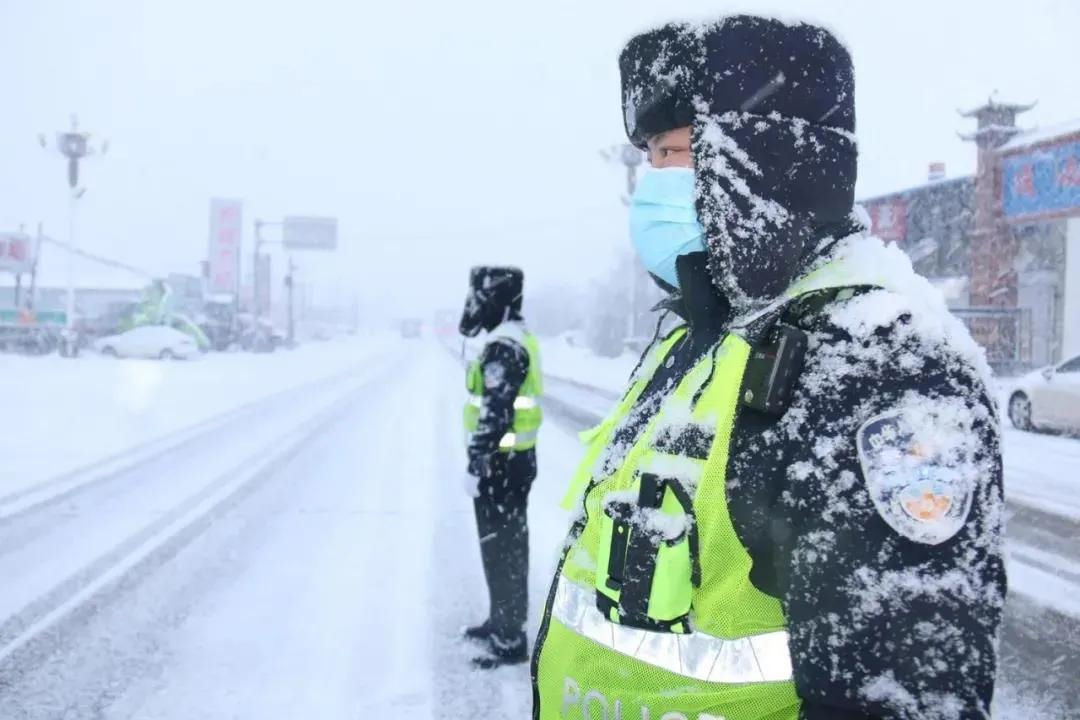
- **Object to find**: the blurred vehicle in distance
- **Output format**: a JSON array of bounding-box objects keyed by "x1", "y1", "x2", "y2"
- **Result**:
[
  {"x1": 168, "y1": 313, "x2": 211, "y2": 352},
  {"x1": 93, "y1": 325, "x2": 199, "y2": 360},
  {"x1": 1008, "y1": 354, "x2": 1080, "y2": 435},
  {"x1": 199, "y1": 295, "x2": 241, "y2": 351},
  {"x1": 400, "y1": 318, "x2": 422, "y2": 338},
  {"x1": 80, "y1": 301, "x2": 139, "y2": 342},
  {"x1": 433, "y1": 309, "x2": 457, "y2": 337}
]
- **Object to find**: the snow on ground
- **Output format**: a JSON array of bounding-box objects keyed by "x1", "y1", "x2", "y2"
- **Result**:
[
  {"x1": 0, "y1": 338, "x2": 583, "y2": 720},
  {"x1": 1001, "y1": 426, "x2": 1080, "y2": 518},
  {"x1": 0, "y1": 335, "x2": 392, "y2": 499},
  {"x1": 993, "y1": 382, "x2": 1080, "y2": 520},
  {"x1": 537, "y1": 334, "x2": 639, "y2": 395}
]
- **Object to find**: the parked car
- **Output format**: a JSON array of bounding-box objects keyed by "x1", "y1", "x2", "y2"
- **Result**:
[
  {"x1": 1008, "y1": 354, "x2": 1080, "y2": 434},
  {"x1": 167, "y1": 313, "x2": 211, "y2": 352},
  {"x1": 93, "y1": 325, "x2": 200, "y2": 360}
]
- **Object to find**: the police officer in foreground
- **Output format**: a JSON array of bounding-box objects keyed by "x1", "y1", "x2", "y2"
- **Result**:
[
  {"x1": 459, "y1": 265, "x2": 543, "y2": 669},
  {"x1": 532, "y1": 16, "x2": 1005, "y2": 720}
]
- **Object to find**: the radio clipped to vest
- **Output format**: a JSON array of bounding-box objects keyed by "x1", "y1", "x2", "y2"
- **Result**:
[
  {"x1": 594, "y1": 472, "x2": 701, "y2": 634},
  {"x1": 741, "y1": 323, "x2": 807, "y2": 416}
]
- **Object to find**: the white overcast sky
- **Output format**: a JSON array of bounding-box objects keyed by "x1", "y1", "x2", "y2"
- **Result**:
[{"x1": 2, "y1": 0, "x2": 1078, "y2": 315}]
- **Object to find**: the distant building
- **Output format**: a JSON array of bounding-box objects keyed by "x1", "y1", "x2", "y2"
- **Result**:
[
  {"x1": 860, "y1": 100, "x2": 1080, "y2": 370},
  {"x1": 165, "y1": 273, "x2": 205, "y2": 316},
  {"x1": 861, "y1": 175, "x2": 976, "y2": 301},
  {"x1": 0, "y1": 286, "x2": 142, "y2": 319}
]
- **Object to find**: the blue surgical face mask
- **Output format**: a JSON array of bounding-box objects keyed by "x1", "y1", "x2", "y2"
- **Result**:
[{"x1": 629, "y1": 167, "x2": 706, "y2": 289}]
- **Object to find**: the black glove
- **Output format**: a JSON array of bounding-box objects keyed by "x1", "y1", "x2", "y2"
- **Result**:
[{"x1": 467, "y1": 451, "x2": 505, "y2": 480}]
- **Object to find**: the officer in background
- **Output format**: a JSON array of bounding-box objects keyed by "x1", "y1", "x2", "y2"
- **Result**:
[
  {"x1": 532, "y1": 16, "x2": 1004, "y2": 720},
  {"x1": 459, "y1": 265, "x2": 543, "y2": 669}
]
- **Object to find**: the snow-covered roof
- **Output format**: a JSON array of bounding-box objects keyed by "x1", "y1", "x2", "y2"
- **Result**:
[
  {"x1": 999, "y1": 118, "x2": 1080, "y2": 153},
  {"x1": 0, "y1": 261, "x2": 148, "y2": 292},
  {"x1": 857, "y1": 175, "x2": 973, "y2": 205},
  {"x1": 958, "y1": 98, "x2": 1036, "y2": 118}
]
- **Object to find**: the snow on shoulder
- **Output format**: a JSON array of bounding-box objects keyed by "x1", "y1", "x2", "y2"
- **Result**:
[{"x1": 823, "y1": 233, "x2": 994, "y2": 388}]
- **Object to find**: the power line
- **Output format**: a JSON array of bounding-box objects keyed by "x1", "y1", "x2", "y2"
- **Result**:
[{"x1": 40, "y1": 235, "x2": 152, "y2": 280}]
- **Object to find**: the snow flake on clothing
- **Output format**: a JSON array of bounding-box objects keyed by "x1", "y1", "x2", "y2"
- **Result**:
[
  {"x1": 467, "y1": 325, "x2": 531, "y2": 463},
  {"x1": 861, "y1": 671, "x2": 966, "y2": 720},
  {"x1": 601, "y1": 488, "x2": 691, "y2": 543},
  {"x1": 746, "y1": 256, "x2": 1005, "y2": 718},
  {"x1": 823, "y1": 235, "x2": 994, "y2": 388},
  {"x1": 483, "y1": 362, "x2": 506, "y2": 390}
]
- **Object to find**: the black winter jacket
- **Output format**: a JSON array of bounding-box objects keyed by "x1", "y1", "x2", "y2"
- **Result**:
[
  {"x1": 609, "y1": 252, "x2": 1005, "y2": 720},
  {"x1": 467, "y1": 334, "x2": 537, "y2": 489}
]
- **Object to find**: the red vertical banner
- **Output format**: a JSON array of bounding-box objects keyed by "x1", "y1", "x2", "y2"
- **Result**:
[
  {"x1": 0, "y1": 233, "x2": 34, "y2": 274},
  {"x1": 867, "y1": 198, "x2": 908, "y2": 244},
  {"x1": 207, "y1": 198, "x2": 243, "y2": 296}
]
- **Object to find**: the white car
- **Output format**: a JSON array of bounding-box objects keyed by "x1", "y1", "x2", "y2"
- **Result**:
[
  {"x1": 1007, "y1": 354, "x2": 1080, "y2": 434},
  {"x1": 93, "y1": 325, "x2": 200, "y2": 360}
]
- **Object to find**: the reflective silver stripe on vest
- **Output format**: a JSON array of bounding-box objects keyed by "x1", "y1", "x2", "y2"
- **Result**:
[
  {"x1": 498, "y1": 429, "x2": 538, "y2": 449},
  {"x1": 465, "y1": 430, "x2": 537, "y2": 449},
  {"x1": 467, "y1": 395, "x2": 538, "y2": 410},
  {"x1": 551, "y1": 577, "x2": 793, "y2": 684}
]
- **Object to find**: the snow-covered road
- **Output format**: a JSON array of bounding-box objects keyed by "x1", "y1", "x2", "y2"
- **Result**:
[
  {"x1": 0, "y1": 339, "x2": 1076, "y2": 718},
  {"x1": 0, "y1": 341, "x2": 580, "y2": 719}
]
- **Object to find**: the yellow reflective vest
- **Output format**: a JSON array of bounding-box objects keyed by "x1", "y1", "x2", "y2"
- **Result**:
[
  {"x1": 534, "y1": 243, "x2": 901, "y2": 720},
  {"x1": 464, "y1": 328, "x2": 543, "y2": 452}
]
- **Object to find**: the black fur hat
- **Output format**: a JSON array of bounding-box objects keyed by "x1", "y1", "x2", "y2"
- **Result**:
[
  {"x1": 620, "y1": 16, "x2": 859, "y2": 309},
  {"x1": 459, "y1": 266, "x2": 524, "y2": 337}
]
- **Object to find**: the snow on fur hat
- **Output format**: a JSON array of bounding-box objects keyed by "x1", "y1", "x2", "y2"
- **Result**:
[
  {"x1": 459, "y1": 266, "x2": 524, "y2": 337},
  {"x1": 620, "y1": 16, "x2": 859, "y2": 309}
]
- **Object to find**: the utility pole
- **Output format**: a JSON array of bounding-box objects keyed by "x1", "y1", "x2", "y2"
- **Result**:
[
  {"x1": 13, "y1": 222, "x2": 23, "y2": 307},
  {"x1": 253, "y1": 219, "x2": 264, "y2": 323},
  {"x1": 285, "y1": 256, "x2": 296, "y2": 346},
  {"x1": 252, "y1": 218, "x2": 285, "y2": 324},
  {"x1": 251, "y1": 216, "x2": 335, "y2": 348},
  {"x1": 39, "y1": 115, "x2": 106, "y2": 356},
  {"x1": 27, "y1": 223, "x2": 43, "y2": 311}
]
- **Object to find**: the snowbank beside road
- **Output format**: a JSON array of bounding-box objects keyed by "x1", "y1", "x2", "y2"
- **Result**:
[
  {"x1": 0, "y1": 336, "x2": 393, "y2": 499},
  {"x1": 538, "y1": 335, "x2": 638, "y2": 395}
]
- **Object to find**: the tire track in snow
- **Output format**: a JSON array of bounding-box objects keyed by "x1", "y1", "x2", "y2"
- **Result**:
[
  {"x1": 0, "y1": 362, "x2": 382, "y2": 524},
  {"x1": 0, "y1": 371, "x2": 376, "y2": 673}
]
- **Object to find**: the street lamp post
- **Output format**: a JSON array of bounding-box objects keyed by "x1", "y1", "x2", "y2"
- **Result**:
[
  {"x1": 285, "y1": 257, "x2": 297, "y2": 346},
  {"x1": 620, "y1": 143, "x2": 644, "y2": 196},
  {"x1": 253, "y1": 219, "x2": 266, "y2": 324},
  {"x1": 620, "y1": 145, "x2": 644, "y2": 339},
  {"x1": 602, "y1": 143, "x2": 645, "y2": 340},
  {"x1": 40, "y1": 115, "x2": 106, "y2": 357}
]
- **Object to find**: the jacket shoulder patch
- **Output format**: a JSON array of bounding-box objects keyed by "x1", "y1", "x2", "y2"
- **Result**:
[
  {"x1": 856, "y1": 402, "x2": 979, "y2": 545},
  {"x1": 483, "y1": 361, "x2": 507, "y2": 389}
]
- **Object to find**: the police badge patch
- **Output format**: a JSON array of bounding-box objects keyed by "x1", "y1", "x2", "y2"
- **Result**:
[{"x1": 856, "y1": 408, "x2": 976, "y2": 545}]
